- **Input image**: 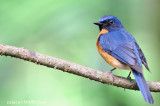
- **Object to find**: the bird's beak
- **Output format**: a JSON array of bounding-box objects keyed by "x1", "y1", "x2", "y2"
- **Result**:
[{"x1": 93, "y1": 22, "x2": 103, "y2": 26}]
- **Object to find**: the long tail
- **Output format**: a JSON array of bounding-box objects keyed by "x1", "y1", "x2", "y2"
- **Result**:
[{"x1": 132, "y1": 69, "x2": 154, "y2": 104}]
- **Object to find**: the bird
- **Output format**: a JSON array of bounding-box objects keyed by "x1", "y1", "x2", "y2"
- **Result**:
[{"x1": 94, "y1": 15, "x2": 154, "y2": 104}]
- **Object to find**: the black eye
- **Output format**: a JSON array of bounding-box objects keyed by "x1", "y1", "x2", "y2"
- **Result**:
[{"x1": 109, "y1": 19, "x2": 114, "y2": 25}]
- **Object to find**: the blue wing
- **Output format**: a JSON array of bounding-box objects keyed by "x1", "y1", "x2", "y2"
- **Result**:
[
  {"x1": 135, "y1": 42, "x2": 150, "y2": 71},
  {"x1": 98, "y1": 29, "x2": 153, "y2": 104},
  {"x1": 99, "y1": 29, "x2": 142, "y2": 72}
]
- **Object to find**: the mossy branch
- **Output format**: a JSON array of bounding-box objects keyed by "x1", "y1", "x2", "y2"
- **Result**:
[{"x1": 0, "y1": 44, "x2": 159, "y2": 92}]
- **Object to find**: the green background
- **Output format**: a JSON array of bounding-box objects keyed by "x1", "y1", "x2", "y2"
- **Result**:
[{"x1": 0, "y1": 0, "x2": 159, "y2": 106}]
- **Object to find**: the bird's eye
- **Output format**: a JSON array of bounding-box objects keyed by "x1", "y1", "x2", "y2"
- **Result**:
[{"x1": 109, "y1": 19, "x2": 114, "y2": 25}]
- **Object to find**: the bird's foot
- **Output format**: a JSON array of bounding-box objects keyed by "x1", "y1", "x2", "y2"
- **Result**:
[
  {"x1": 107, "y1": 70, "x2": 114, "y2": 82},
  {"x1": 106, "y1": 68, "x2": 116, "y2": 82},
  {"x1": 127, "y1": 72, "x2": 132, "y2": 82}
]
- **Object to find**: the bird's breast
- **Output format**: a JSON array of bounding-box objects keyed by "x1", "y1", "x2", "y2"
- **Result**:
[{"x1": 96, "y1": 29, "x2": 130, "y2": 70}]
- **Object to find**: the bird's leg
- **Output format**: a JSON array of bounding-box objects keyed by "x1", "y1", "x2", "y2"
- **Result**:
[
  {"x1": 127, "y1": 71, "x2": 131, "y2": 82},
  {"x1": 102, "y1": 68, "x2": 116, "y2": 73},
  {"x1": 127, "y1": 71, "x2": 131, "y2": 78},
  {"x1": 107, "y1": 68, "x2": 116, "y2": 81},
  {"x1": 124, "y1": 72, "x2": 132, "y2": 91},
  {"x1": 108, "y1": 68, "x2": 116, "y2": 73}
]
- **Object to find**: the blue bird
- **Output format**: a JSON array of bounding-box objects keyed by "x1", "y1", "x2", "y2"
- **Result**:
[{"x1": 94, "y1": 15, "x2": 154, "y2": 104}]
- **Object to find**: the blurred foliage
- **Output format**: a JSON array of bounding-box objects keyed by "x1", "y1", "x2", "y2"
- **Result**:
[{"x1": 0, "y1": 0, "x2": 160, "y2": 106}]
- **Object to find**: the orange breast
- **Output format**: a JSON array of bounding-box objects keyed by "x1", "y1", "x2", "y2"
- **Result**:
[{"x1": 96, "y1": 29, "x2": 130, "y2": 70}]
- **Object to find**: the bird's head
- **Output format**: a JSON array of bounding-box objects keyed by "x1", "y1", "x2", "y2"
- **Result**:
[{"x1": 94, "y1": 15, "x2": 124, "y2": 31}]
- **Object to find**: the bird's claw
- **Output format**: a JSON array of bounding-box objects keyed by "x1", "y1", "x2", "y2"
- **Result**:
[
  {"x1": 107, "y1": 70, "x2": 114, "y2": 82},
  {"x1": 127, "y1": 72, "x2": 132, "y2": 82}
]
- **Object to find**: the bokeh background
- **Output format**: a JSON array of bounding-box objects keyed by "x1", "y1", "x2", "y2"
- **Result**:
[{"x1": 0, "y1": 0, "x2": 160, "y2": 106}]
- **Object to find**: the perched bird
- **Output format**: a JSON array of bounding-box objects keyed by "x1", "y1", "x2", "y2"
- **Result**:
[{"x1": 94, "y1": 15, "x2": 154, "y2": 104}]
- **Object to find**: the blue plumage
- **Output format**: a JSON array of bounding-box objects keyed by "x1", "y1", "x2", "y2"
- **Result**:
[
  {"x1": 132, "y1": 69, "x2": 154, "y2": 104},
  {"x1": 99, "y1": 29, "x2": 142, "y2": 69},
  {"x1": 94, "y1": 15, "x2": 153, "y2": 104}
]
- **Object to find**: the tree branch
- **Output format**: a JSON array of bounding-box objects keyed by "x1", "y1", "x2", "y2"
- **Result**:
[{"x1": 0, "y1": 44, "x2": 159, "y2": 92}]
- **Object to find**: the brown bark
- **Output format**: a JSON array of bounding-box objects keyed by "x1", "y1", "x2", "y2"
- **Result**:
[{"x1": 0, "y1": 44, "x2": 159, "y2": 92}]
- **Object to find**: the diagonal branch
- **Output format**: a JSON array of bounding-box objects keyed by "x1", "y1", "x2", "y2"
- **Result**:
[{"x1": 0, "y1": 44, "x2": 159, "y2": 92}]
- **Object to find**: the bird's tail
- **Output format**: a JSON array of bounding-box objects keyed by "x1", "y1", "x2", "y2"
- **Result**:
[{"x1": 132, "y1": 69, "x2": 154, "y2": 104}]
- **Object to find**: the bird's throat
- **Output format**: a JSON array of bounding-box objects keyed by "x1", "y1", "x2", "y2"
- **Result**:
[{"x1": 99, "y1": 29, "x2": 109, "y2": 35}]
